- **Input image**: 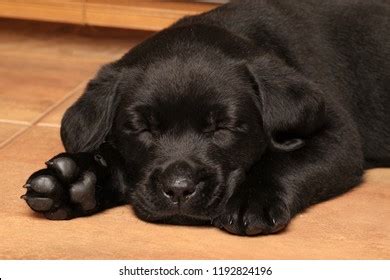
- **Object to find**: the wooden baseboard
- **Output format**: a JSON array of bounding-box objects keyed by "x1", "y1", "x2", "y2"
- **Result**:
[
  {"x1": 0, "y1": 0, "x2": 218, "y2": 31},
  {"x1": 0, "y1": 0, "x2": 84, "y2": 25}
]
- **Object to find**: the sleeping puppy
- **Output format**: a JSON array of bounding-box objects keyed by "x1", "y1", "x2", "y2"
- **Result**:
[{"x1": 21, "y1": 0, "x2": 389, "y2": 235}]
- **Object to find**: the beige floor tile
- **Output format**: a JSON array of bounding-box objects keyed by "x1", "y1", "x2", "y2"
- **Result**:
[
  {"x1": 0, "y1": 18, "x2": 153, "y2": 60},
  {"x1": 0, "y1": 54, "x2": 101, "y2": 122},
  {"x1": 0, "y1": 122, "x2": 28, "y2": 146},
  {"x1": 38, "y1": 86, "x2": 84, "y2": 126},
  {"x1": 0, "y1": 18, "x2": 152, "y2": 124},
  {"x1": 0, "y1": 126, "x2": 388, "y2": 259}
]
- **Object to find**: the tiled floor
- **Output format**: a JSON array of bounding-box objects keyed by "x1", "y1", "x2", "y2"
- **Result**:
[{"x1": 0, "y1": 19, "x2": 389, "y2": 260}]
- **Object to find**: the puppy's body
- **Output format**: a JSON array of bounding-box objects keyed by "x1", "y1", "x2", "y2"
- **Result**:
[
  {"x1": 177, "y1": 0, "x2": 390, "y2": 165},
  {"x1": 22, "y1": 0, "x2": 389, "y2": 235}
]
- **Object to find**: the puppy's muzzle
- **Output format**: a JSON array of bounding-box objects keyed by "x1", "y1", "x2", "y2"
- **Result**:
[{"x1": 152, "y1": 160, "x2": 208, "y2": 205}]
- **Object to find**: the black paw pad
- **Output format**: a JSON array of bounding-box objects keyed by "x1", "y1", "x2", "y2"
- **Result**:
[
  {"x1": 46, "y1": 157, "x2": 79, "y2": 182},
  {"x1": 21, "y1": 174, "x2": 63, "y2": 212},
  {"x1": 21, "y1": 195, "x2": 53, "y2": 212},
  {"x1": 22, "y1": 153, "x2": 100, "y2": 219},
  {"x1": 44, "y1": 207, "x2": 73, "y2": 220},
  {"x1": 69, "y1": 171, "x2": 97, "y2": 211},
  {"x1": 25, "y1": 174, "x2": 62, "y2": 196}
]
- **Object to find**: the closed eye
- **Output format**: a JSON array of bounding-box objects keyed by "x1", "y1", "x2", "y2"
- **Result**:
[
  {"x1": 203, "y1": 126, "x2": 229, "y2": 133},
  {"x1": 124, "y1": 105, "x2": 159, "y2": 136},
  {"x1": 204, "y1": 108, "x2": 248, "y2": 135},
  {"x1": 203, "y1": 124, "x2": 248, "y2": 135},
  {"x1": 123, "y1": 121, "x2": 151, "y2": 135}
]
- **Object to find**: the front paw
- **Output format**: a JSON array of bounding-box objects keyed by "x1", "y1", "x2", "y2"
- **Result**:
[
  {"x1": 21, "y1": 154, "x2": 100, "y2": 220},
  {"x1": 213, "y1": 192, "x2": 291, "y2": 236}
]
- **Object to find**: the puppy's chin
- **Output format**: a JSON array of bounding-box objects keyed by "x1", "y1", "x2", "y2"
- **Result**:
[
  {"x1": 130, "y1": 191, "x2": 223, "y2": 225},
  {"x1": 153, "y1": 215, "x2": 212, "y2": 226},
  {"x1": 130, "y1": 202, "x2": 213, "y2": 225}
]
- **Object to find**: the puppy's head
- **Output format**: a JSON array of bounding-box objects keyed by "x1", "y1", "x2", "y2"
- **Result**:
[
  {"x1": 61, "y1": 26, "x2": 325, "y2": 224},
  {"x1": 112, "y1": 55, "x2": 267, "y2": 224}
]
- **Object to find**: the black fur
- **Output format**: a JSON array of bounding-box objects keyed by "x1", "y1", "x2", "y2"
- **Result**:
[{"x1": 22, "y1": 0, "x2": 389, "y2": 235}]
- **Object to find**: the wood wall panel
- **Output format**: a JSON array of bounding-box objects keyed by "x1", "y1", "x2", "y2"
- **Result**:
[
  {"x1": 0, "y1": 0, "x2": 218, "y2": 31},
  {"x1": 0, "y1": 0, "x2": 84, "y2": 25}
]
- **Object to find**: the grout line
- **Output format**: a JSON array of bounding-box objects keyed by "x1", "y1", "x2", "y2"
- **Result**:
[
  {"x1": 0, "y1": 119, "x2": 30, "y2": 125},
  {"x1": 36, "y1": 123, "x2": 61, "y2": 128},
  {"x1": 0, "y1": 81, "x2": 87, "y2": 150},
  {"x1": 29, "y1": 81, "x2": 86, "y2": 126},
  {"x1": 0, "y1": 126, "x2": 31, "y2": 149}
]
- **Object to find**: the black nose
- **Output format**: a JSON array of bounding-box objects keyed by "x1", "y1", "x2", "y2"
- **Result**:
[
  {"x1": 157, "y1": 161, "x2": 199, "y2": 204},
  {"x1": 162, "y1": 177, "x2": 196, "y2": 204}
]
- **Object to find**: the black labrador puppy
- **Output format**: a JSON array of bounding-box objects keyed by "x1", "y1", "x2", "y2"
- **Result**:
[{"x1": 21, "y1": 0, "x2": 389, "y2": 236}]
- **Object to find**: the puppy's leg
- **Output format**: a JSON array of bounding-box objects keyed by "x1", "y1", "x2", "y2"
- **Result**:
[
  {"x1": 21, "y1": 144, "x2": 128, "y2": 219},
  {"x1": 214, "y1": 129, "x2": 364, "y2": 236}
]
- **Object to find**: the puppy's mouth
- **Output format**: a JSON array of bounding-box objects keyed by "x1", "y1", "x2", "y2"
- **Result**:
[{"x1": 130, "y1": 168, "x2": 245, "y2": 225}]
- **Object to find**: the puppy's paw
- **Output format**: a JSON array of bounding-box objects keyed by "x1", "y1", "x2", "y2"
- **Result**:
[
  {"x1": 213, "y1": 193, "x2": 291, "y2": 236},
  {"x1": 21, "y1": 154, "x2": 99, "y2": 220}
]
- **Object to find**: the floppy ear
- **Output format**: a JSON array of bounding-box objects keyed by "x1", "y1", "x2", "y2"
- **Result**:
[
  {"x1": 61, "y1": 63, "x2": 123, "y2": 153},
  {"x1": 247, "y1": 57, "x2": 326, "y2": 152}
]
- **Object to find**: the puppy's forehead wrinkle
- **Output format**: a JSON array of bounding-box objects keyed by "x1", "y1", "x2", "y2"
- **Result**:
[{"x1": 140, "y1": 55, "x2": 244, "y2": 96}]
